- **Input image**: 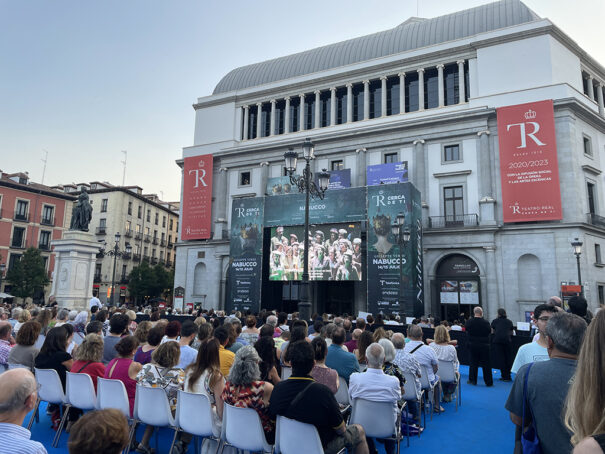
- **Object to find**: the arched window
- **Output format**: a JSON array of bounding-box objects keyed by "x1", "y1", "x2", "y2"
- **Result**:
[
  {"x1": 517, "y1": 254, "x2": 542, "y2": 301},
  {"x1": 193, "y1": 262, "x2": 206, "y2": 295}
]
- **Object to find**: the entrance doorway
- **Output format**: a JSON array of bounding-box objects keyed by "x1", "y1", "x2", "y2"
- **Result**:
[{"x1": 434, "y1": 254, "x2": 481, "y2": 322}]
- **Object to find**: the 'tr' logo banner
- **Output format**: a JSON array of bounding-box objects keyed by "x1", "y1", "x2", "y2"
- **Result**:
[
  {"x1": 182, "y1": 155, "x2": 213, "y2": 240},
  {"x1": 497, "y1": 100, "x2": 562, "y2": 223}
]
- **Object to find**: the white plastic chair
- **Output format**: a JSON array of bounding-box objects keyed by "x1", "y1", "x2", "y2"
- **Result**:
[
  {"x1": 350, "y1": 398, "x2": 406, "y2": 451},
  {"x1": 438, "y1": 360, "x2": 461, "y2": 410},
  {"x1": 30, "y1": 368, "x2": 69, "y2": 447},
  {"x1": 219, "y1": 403, "x2": 273, "y2": 454},
  {"x1": 402, "y1": 371, "x2": 425, "y2": 431},
  {"x1": 419, "y1": 367, "x2": 437, "y2": 420},
  {"x1": 171, "y1": 390, "x2": 221, "y2": 454},
  {"x1": 281, "y1": 366, "x2": 292, "y2": 380},
  {"x1": 97, "y1": 378, "x2": 136, "y2": 453},
  {"x1": 277, "y1": 416, "x2": 342, "y2": 454},
  {"x1": 134, "y1": 384, "x2": 177, "y2": 453},
  {"x1": 334, "y1": 376, "x2": 350, "y2": 406}
]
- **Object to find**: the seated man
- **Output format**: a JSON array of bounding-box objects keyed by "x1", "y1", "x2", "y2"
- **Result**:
[
  {"x1": 349, "y1": 343, "x2": 401, "y2": 454},
  {"x1": 270, "y1": 340, "x2": 369, "y2": 454},
  {"x1": 0, "y1": 369, "x2": 47, "y2": 453},
  {"x1": 326, "y1": 327, "x2": 360, "y2": 383}
]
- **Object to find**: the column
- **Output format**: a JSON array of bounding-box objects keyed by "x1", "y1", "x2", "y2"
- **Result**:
[
  {"x1": 260, "y1": 162, "x2": 270, "y2": 196},
  {"x1": 314, "y1": 90, "x2": 321, "y2": 129},
  {"x1": 299, "y1": 94, "x2": 305, "y2": 131},
  {"x1": 398, "y1": 73, "x2": 406, "y2": 114},
  {"x1": 587, "y1": 76, "x2": 595, "y2": 100},
  {"x1": 269, "y1": 100, "x2": 276, "y2": 136},
  {"x1": 256, "y1": 102, "x2": 263, "y2": 138},
  {"x1": 413, "y1": 139, "x2": 426, "y2": 196},
  {"x1": 597, "y1": 83, "x2": 604, "y2": 116},
  {"x1": 484, "y1": 246, "x2": 499, "y2": 320},
  {"x1": 457, "y1": 60, "x2": 466, "y2": 104},
  {"x1": 213, "y1": 167, "x2": 228, "y2": 240},
  {"x1": 478, "y1": 130, "x2": 496, "y2": 225},
  {"x1": 356, "y1": 147, "x2": 367, "y2": 187},
  {"x1": 284, "y1": 97, "x2": 291, "y2": 133},
  {"x1": 437, "y1": 64, "x2": 445, "y2": 107},
  {"x1": 330, "y1": 87, "x2": 336, "y2": 126},
  {"x1": 346, "y1": 83, "x2": 353, "y2": 123},
  {"x1": 363, "y1": 80, "x2": 370, "y2": 119},
  {"x1": 242, "y1": 106, "x2": 249, "y2": 140},
  {"x1": 381, "y1": 76, "x2": 388, "y2": 117},
  {"x1": 417, "y1": 69, "x2": 425, "y2": 111}
]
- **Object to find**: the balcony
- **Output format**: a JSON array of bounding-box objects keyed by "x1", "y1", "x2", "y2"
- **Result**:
[
  {"x1": 96, "y1": 227, "x2": 107, "y2": 235},
  {"x1": 160, "y1": 239, "x2": 166, "y2": 247},
  {"x1": 152, "y1": 237, "x2": 159, "y2": 245},
  {"x1": 132, "y1": 253, "x2": 141, "y2": 261},
  {"x1": 142, "y1": 255, "x2": 150, "y2": 262},
  {"x1": 143, "y1": 235, "x2": 151, "y2": 243},
  {"x1": 122, "y1": 252, "x2": 131, "y2": 260},
  {"x1": 39, "y1": 243, "x2": 50, "y2": 251},
  {"x1": 428, "y1": 214, "x2": 479, "y2": 229},
  {"x1": 40, "y1": 217, "x2": 54, "y2": 226},
  {"x1": 93, "y1": 274, "x2": 102, "y2": 283},
  {"x1": 11, "y1": 240, "x2": 24, "y2": 249},
  {"x1": 165, "y1": 259, "x2": 173, "y2": 267},
  {"x1": 124, "y1": 229, "x2": 133, "y2": 238},
  {"x1": 14, "y1": 211, "x2": 29, "y2": 222},
  {"x1": 135, "y1": 232, "x2": 142, "y2": 240},
  {"x1": 159, "y1": 258, "x2": 165, "y2": 265},
  {"x1": 150, "y1": 257, "x2": 158, "y2": 265},
  {"x1": 587, "y1": 213, "x2": 605, "y2": 229},
  {"x1": 120, "y1": 276, "x2": 129, "y2": 284},
  {"x1": 167, "y1": 242, "x2": 174, "y2": 249}
]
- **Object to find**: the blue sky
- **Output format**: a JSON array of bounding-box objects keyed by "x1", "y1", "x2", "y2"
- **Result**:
[{"x1": 1, "y1": 0, "x2": 603, "y2": 201}]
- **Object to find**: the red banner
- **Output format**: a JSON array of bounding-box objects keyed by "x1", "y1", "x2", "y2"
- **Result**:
[
  {"x1": 497, "y1": 100, "x2": 562, "y2": 223},
  {"x1": 182, "y1": 154, "x2": 213, "y2": 240}
]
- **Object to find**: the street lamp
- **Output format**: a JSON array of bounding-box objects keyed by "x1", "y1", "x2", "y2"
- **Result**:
[
  {"x1": 391, "y1": 213, "x2": 411, "y2": 312},
  {"x1": 99, "y1": 232, "x2": 132, "y2": 306},
  {"x1": 283, "y1": 138, "x2": 330, "y2": 321},
  {"x1": 0, "y1": 262, "x2": 6, "y2": 293},
  {"x1": 571, "y1": 237, "x2": 583, "y2": 296}
]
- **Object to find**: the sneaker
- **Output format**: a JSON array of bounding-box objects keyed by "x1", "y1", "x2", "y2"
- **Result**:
[{"x1": 135, "y1": 444, "x2": 156, "y2": 454}]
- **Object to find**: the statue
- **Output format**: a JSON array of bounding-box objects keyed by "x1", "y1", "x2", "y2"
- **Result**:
[{"x1": 70, "y1": 188, "x2": 93, "y2": 231}]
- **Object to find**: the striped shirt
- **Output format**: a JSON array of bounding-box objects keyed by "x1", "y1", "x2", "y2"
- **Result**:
[
  {"x1": 0, "y1": 339, "x2": 11, "y2": 365},
  {"x1": 0, "y1": 423, "x2": 47, "y2": 454}
]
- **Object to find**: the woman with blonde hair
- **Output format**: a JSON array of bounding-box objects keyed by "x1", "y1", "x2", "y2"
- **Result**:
[
  {"x1": 565, "y1": 310, "x2": 605, "y2": 453},
  {"x1": 72, "y1": 333, "x2": 106, "y2": 391},
  {"x1": 429, "y1": 325, "x2": 459, "y2": 405},
  {"x1": 14, "y1": 309, "x2": 31, "y2": 334}
]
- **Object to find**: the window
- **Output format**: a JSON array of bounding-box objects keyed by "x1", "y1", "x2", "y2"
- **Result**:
[
  {"x1": 274, "y1": 100, "x2": 285, "y2": 135},
  {"x1": 125, "y1": 220, "x2": 132, "y2": 233},
  {"x1": 99, "y1": 218, "x2": 107, "y2": 228},
  {"x1": 128, "y1": 202, "x2": 132, "y2": 215},
  {"x1": 319, "y1": 92, "x2": 331, "y2": 127},
  {"x1": 583, "y1": 136, "x2": 592, "y2": 156},
  {"x1": 15, "y1": 200, "x2": 28, "y2": 221},
  {"x1": 247, "y1": 105, "x2": 258, "y2": 139},
  {"x1": 94, "y1": 263, "x2": 102, "y2": 279},
  {"x1": 169, "y1": 219, "x2": 174, "y2": 230},
  {"x1": 154, "y1": 213, "x2": 159, "y2": 225},
  {"x1": 138, "y1": 205, "x2": 142, "y2": 219},
  {"x1": 152, "y1": 249, "x2": 156, "y2": 258},
  {"x1": 144, "y1": 227, "x2": 150, "y2": 235},
  {"x1": 168, "y1": 235, "x2": 172, "y2": 244},
  {"x1": 160, "y1": 250, "x2": 164, "y2": 260},
  {"x1": 289, "y1": 97, "x2": 300, "y2": 133},
  {"x1": 331, "y1": 160, "x2": 344, "y2": 171},
  {"x1": 444, "y1": 186, "x2": 464, "y2": 225},
  {"x1": 11, "y1": 227, "x2": 25, "y2": 248},
  {"x1": 8, "y1": 254, "x2": 21, "y2": 270},
  {"x1": 384, "y1": 153, "x2": 398, "y2": 164},
  {"x1": 335, "y1": 87, "x2": 348, "y2": 124},
  {"x1": 424, "y1": 67, "x2": 439, "y2": 109},
  {"x1": 239, "y1": 171, "x2": 251, "y2": 186},
  {"x1": 162, "y1": 216, "x2": 166, "y2": 228},
  {"x1": 352, "y1": 83, "x2": 364, "y2": 122},
  {"x1": 405, "y1": 72, "x2": 420, "y2": 112},
  {"x1": 161, "y1": 232, "x2": 166, "y2": 242},
  {"x1": 587, "y1": 182, "x2": 596, "y2": 215},
  {"x1": 197, "y1": 251, "x2": 206, "y2": 259},
  {"x1": 153, "y1": 229, "x2": 158, "y2": 240},
  {"x1": 121, "y1": 265, "x2": 127, "y2": 280},
  {"x1": 386, "y1": 76, "x2": 400, "y2": 115},
  {"x1": 135, "y1": 224, "x2": 141, "y2": 233},
  {"x1": 39, "y1": 231, "x2": 51, "y2": 250},
  {"x1": 41, "y1": 205, "x2": 54, "y2": 225},
  {"x1": 260, "y1": 103, "x2": 271, "y2": 137},
  {"x1": 134, "y1": 244, "x2": 140, "y2": 255},
  {"x1": 143, "y1": 246, "x2": 148, "y2": 256},
  {"x1": 599, "y1": 284, "x2": 605, "y2": 305},
  {"x1": 369, "y1": 80, "x2": 382, "y2": 119},
  {"x1": 100, "y1": 199, "x2": 108, "y2": 212},
  {"x1": 596, "y1": 244, "x2": 602, "y2": 265},
  {"x1": 444, "y1": 144, "x2": 461, "y2": 162},
  {"x1": 147, "y1": 210, "x2": 151, "y2": 222},
  {"x1": 443, "y1": 63, "x2": 460, "y2": 105}
]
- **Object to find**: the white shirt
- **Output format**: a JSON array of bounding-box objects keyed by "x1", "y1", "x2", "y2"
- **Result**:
[
  {"x1": 177, "y1": 345, "x2": 198, "y2": 369},
  {"x1": 450, "y1": 325, "x2": 463, "y2": 331},
  {"x1": 404, "y1": 340, "x2": 439, "y2": 385},
  {"x1": 511, "y1": 341, "x2": 549, "y2": 373},
  {"x1": 349, "y1": 368, "x2": 400, "y2": 420},
  {"x1": 89, "y1": 296, "x2": 102, "y2": 310}
]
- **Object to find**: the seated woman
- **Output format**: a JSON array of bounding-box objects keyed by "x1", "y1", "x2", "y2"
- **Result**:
[
  {"x1": 254, "y1": 336, "x2": 281, "y2": 385},
  {"x1": 429, "y1": 325, "x2": 459, "y2": 404},
  {"x1": 8, "y1": 320, "x2": 41, "y2": 371},
  {"x1": 221, "y1": 346, "x2": 275, "y2": 443},
  {"x1": 72, "y1": 333, "x2": 106, "y2": 391},
  {"x1": 104, "y1": 336, "x2": 142, "y2": 417},
  {"x1": 184, "y1": 338, "x2": 225, "y2": 434},
  {"x1": 136, "y1": 341, "x2": 185, "y2": 454},
  {"x1": 282, "y1": 325, "x2": 308, "y2": 367},
  {"x1": 378, "y1": 339, "x2": 406, "y2": 406},
  {"x1": 134, "y1": 325, "x2": 164, "y2": 366},
  {"x1": 310, "y1": 337, "x2": 339, "y2": 394},
  {"x1": 240, "y1": 315, "x2": 260, "y2": 345},
  {"x1": 354, "y1": 331, "x2": 373, "y2": 372}
]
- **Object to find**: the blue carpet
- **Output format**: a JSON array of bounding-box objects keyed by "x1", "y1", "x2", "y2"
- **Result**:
[{"x1": 24, "y1": 365, "x2": 514, "y2": 454}]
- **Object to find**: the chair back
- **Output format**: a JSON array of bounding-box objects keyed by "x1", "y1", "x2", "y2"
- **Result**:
[
  {"x1": 350, "y1": 398, "x2": 397, "y2": 439},
  {"x1": 419, "y1": 366, "x2": 432, "y2": 389},
  {"x1": 334, "y1": 376, "x2": 350, "y2": 405},
  {"x1": 222, "y1": 403, "x2": 272, "y2": 453},
  {"x1": 281, "y1": 366, "x2": 292, "y2": 380},
  {"x1": 437, "y1": 360, "x2": 456, "y2": 382},
  {"x1": 97, "y1": 378, "x2": 131, "y2": 418},
  {"x1": 134, "y1": 384, "x2": 175, "y2": 427},
  {"x1": 176, "y1": 390, "x2": 218, "y2": 438},
  {"x1": 34, "y1": 368, "x2": 67, "y2": 405},
  {"x1": 66, "y1": 372, "x2": 97, "y2": 411},
  {"x1": 402, "y1": 372, "x2": 419, "y2": 401},
  {"x1": 277, "y1": 416, "x2": 324, "y2": 454},
  {"x1": 8, "y1": 363, "x2": 29, "y2": 370}
]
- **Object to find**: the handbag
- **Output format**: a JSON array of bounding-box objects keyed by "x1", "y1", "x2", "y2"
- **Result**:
[{"x1": 521, "y1": 363, "x2": 541, "y2": 454}]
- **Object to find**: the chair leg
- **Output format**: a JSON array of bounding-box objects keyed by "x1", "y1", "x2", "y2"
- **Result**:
[
  {"x1": 169, "y1": 428, "x2": 180, "y2": 454},
  {"x1": 53, "y1": 405, "x2": 71, "y2": 448},
  {"x1": 216, "y1": 441, "x2": 226, "y2": 454},
  {"x1": 27, "y1": 398, "x2": 40, "y2": 430},
  {"x1": 125, "y1": 420, "x2": 137, "y2": 454}
]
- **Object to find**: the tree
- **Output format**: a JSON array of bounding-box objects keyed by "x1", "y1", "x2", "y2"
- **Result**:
[
  {"x1": 128, "y1": 261, "x2": 174, "y2": 303},
  {"x1": 5, "y1": 247, "x2": 50, "y2": 299}
]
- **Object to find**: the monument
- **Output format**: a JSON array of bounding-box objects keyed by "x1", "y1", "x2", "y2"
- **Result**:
[{"x1": 50, "y1": 188, "x2": 99, "y2": 311}]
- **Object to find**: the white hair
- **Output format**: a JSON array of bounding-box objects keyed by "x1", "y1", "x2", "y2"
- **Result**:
[
  {"x1": 266, "y1": 315, "x2": 277, "y2": 327},
  {"x1": 378, "y1": 338, "x2": 396, "y2": 362},
  {"x1": 68, "y1": 310, "x2": 78, "y2": 321},
  {"x1": 366, "y1": 343, "x2": 385, "y2": 369}
]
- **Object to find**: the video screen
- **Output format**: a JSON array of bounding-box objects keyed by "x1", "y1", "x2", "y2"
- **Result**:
[{"x1": 269, "y1": 222, "x2": 362, "y2": 281}]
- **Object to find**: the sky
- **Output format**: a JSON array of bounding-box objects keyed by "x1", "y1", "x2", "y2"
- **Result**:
[{"x1": 1, "y1": 0, "x2": 604, "y2": 201}]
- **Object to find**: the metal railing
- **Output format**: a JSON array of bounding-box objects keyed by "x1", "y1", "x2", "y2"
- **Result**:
[
  {"x1": 124, "y1": 229, "x2": 133, "y2": 238},
  {"x1": 150, "y1": 257, "x2": 158, "y2": 265},
  {"x1": 96, "y1": 227, "x2": 107, "y2": 235},
  {"x1": 587, "y1": 213, "x2": 605, "y2": 229},
  {"x1": 135, "y1": 232, "x2": 142, "y2": 240},
  {"x1": 152, "y1": 237, "x2": 159, "y2": 245},
  {"x1": 144, "y1": 235, "x2": 151, "y2": 243},
  {"x1": 40, "y1": 217, "x2": 54, "y2": 226},
  {"x1": 93, "y1": 274, "x2": 102, "y2": 283},
  {"x1": 132, "y1": 253, "x2": 141, "y2": 261},
  {"x1": 428, "y1": 214, "x2": 479, "y2": 229},
  {"x1": 14, "y1": 211, "x2": 28, "y2": 222},
  {"x1": 11, "y1": 240, "x2": 24, "y2": 249},
  {"x1": 160, "y1": 239, "x2": 166, "y2": 247},
  {"x1": 165, "y1": 259, "x2": 173, "y2": 267},
  {"x1": 39, "y1": 243, "x2": 50, "y2": 251}
]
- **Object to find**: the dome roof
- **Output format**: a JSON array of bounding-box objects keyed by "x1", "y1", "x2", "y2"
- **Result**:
[{"x1": 213, "y1": 0, "x2": 540, "y2": 94}]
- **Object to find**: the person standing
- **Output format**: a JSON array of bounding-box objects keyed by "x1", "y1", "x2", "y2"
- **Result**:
[
  {"x1": 89, "y1": 292, "x2": 102, "y2": 311},
  {"x1": 465, "y1": 307, "x2": 493, "y2": 386},
  {"x1": 491, "y1": 308, "x2": 514, "y2": 381}
]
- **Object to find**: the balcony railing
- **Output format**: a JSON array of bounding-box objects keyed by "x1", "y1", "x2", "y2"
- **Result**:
[
  {"x1": 142, "y1": 255, "x2": 150, "y2": 262},
  {"x1": 93, "y1": 274, "x2": 102, "y2": 283},
  {"x1": 124, "y1": 229, "x2": 133, "y2": 238},
  {"x1": 150, "y1": 257, "x2": 158, "y2": 265},
  {"x1": 40, "y1": 217, "x2": 54, "y2": 226},
  {"x1": 122, "y1": 252, "x2": 131, "y2": 260},
  {"x1": 96, "y1": 227, "x2": 107, "y2": 235},
  {"x1": 135, "y1": 232, "x2": 142, "y2": 240},
  {"x1": 132, "y1": 253, "x2": 141, "y2": 261},
  {"x1": 152, "y1": 237, "x2": 159, "y2": 245},
  {"x1": 11, "y1": 240, "x2": 24, "y2": 249},
  {"x1": 428, "y1": 214, "x2": 479, "y2": 229},
  {"x1": 160, "y1": 239, "x2": 166, "y2": 247},
  {"x1": 587, "y1": 213, "x2": 605, "y2": 229},
  {"x1": 14, "y1": 211, "x2": 28, "y2": 222},
  {"x1": 167, "y1": 242, "x2": 174, "y2": 249},
  {"x1": 120, "y1": 276, "x2": 129, "y2": 284},
  {"x1": 165, "y1": 259, "x2": 173, "y2": 267},
  {"x1": 39, "y1": 243, "x2": 50, "y2": 251},
  {"x1": 144, "y1": 235, "x2": 151, "y2": 243}
]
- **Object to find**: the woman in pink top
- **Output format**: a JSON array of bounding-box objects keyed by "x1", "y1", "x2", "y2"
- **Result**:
[{"x1": 104, "y1": 335, "x2": 142, "y2": 416}]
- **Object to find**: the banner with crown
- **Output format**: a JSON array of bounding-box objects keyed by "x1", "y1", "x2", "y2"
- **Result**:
[
  {"x1": 226, "y1": 197, "x2": 264, "y2": 313},
  {"x1": 367, "y1": 182, "x2": 423, "y2": 317}
]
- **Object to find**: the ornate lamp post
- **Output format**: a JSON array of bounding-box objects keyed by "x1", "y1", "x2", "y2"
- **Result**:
[
  {"x1": 283, "y1": 139, "x2": 330, "y2": 321},
  {"x1": 571, "y1": 237, "x2": 583, "y2": 296},
  {"x1": 100, "y1": 232, "x2": 132, "y2": 306},
  {"x1": 391, "y1": 212, "x2": 410, "y2": 311}
]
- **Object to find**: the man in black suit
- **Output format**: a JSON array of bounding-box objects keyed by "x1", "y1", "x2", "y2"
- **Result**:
[{"x1": 465, "y1": 306, "x2": 493, "y2": 386}]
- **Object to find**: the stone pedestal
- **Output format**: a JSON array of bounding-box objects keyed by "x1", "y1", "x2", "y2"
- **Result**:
[{"x1": 50, "y1": 231, "x2": 99, "y2": 311}]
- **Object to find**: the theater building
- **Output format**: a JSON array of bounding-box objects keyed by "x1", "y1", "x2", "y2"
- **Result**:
[{"x1": 175, "y1": 0, "x2": 605, "y2": 321}]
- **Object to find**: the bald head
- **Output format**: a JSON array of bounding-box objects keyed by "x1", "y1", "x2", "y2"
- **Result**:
[
  {"x1": 548, "y1": 296, "x2": 563, "y2": 308},
  {"x1": 391, "y1": 332, "x2": 405, "y2": 349},
  {"x1": 473, "y1": 307, "x2": 483, "y2": 317},
  {"x1": 0, "y1": 369, "x2": 37, "y2": 421},
  {"x1": 352, "y1": 328, "x2": 362, "y2": 340}
]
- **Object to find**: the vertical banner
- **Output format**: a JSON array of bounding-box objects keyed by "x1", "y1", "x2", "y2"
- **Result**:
[
  {"x1": 367, "y1": 183, "x2": 422, "y2": 316},
  {"x1": 497, "y1": 100, "x2": 562, "y2": 223},
  {"x1": 182, "y1": 154, "x2": 213, "y2": 240},
  {"x1": 226, "y1": 197, "x2": 264, "y2": 314}
]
